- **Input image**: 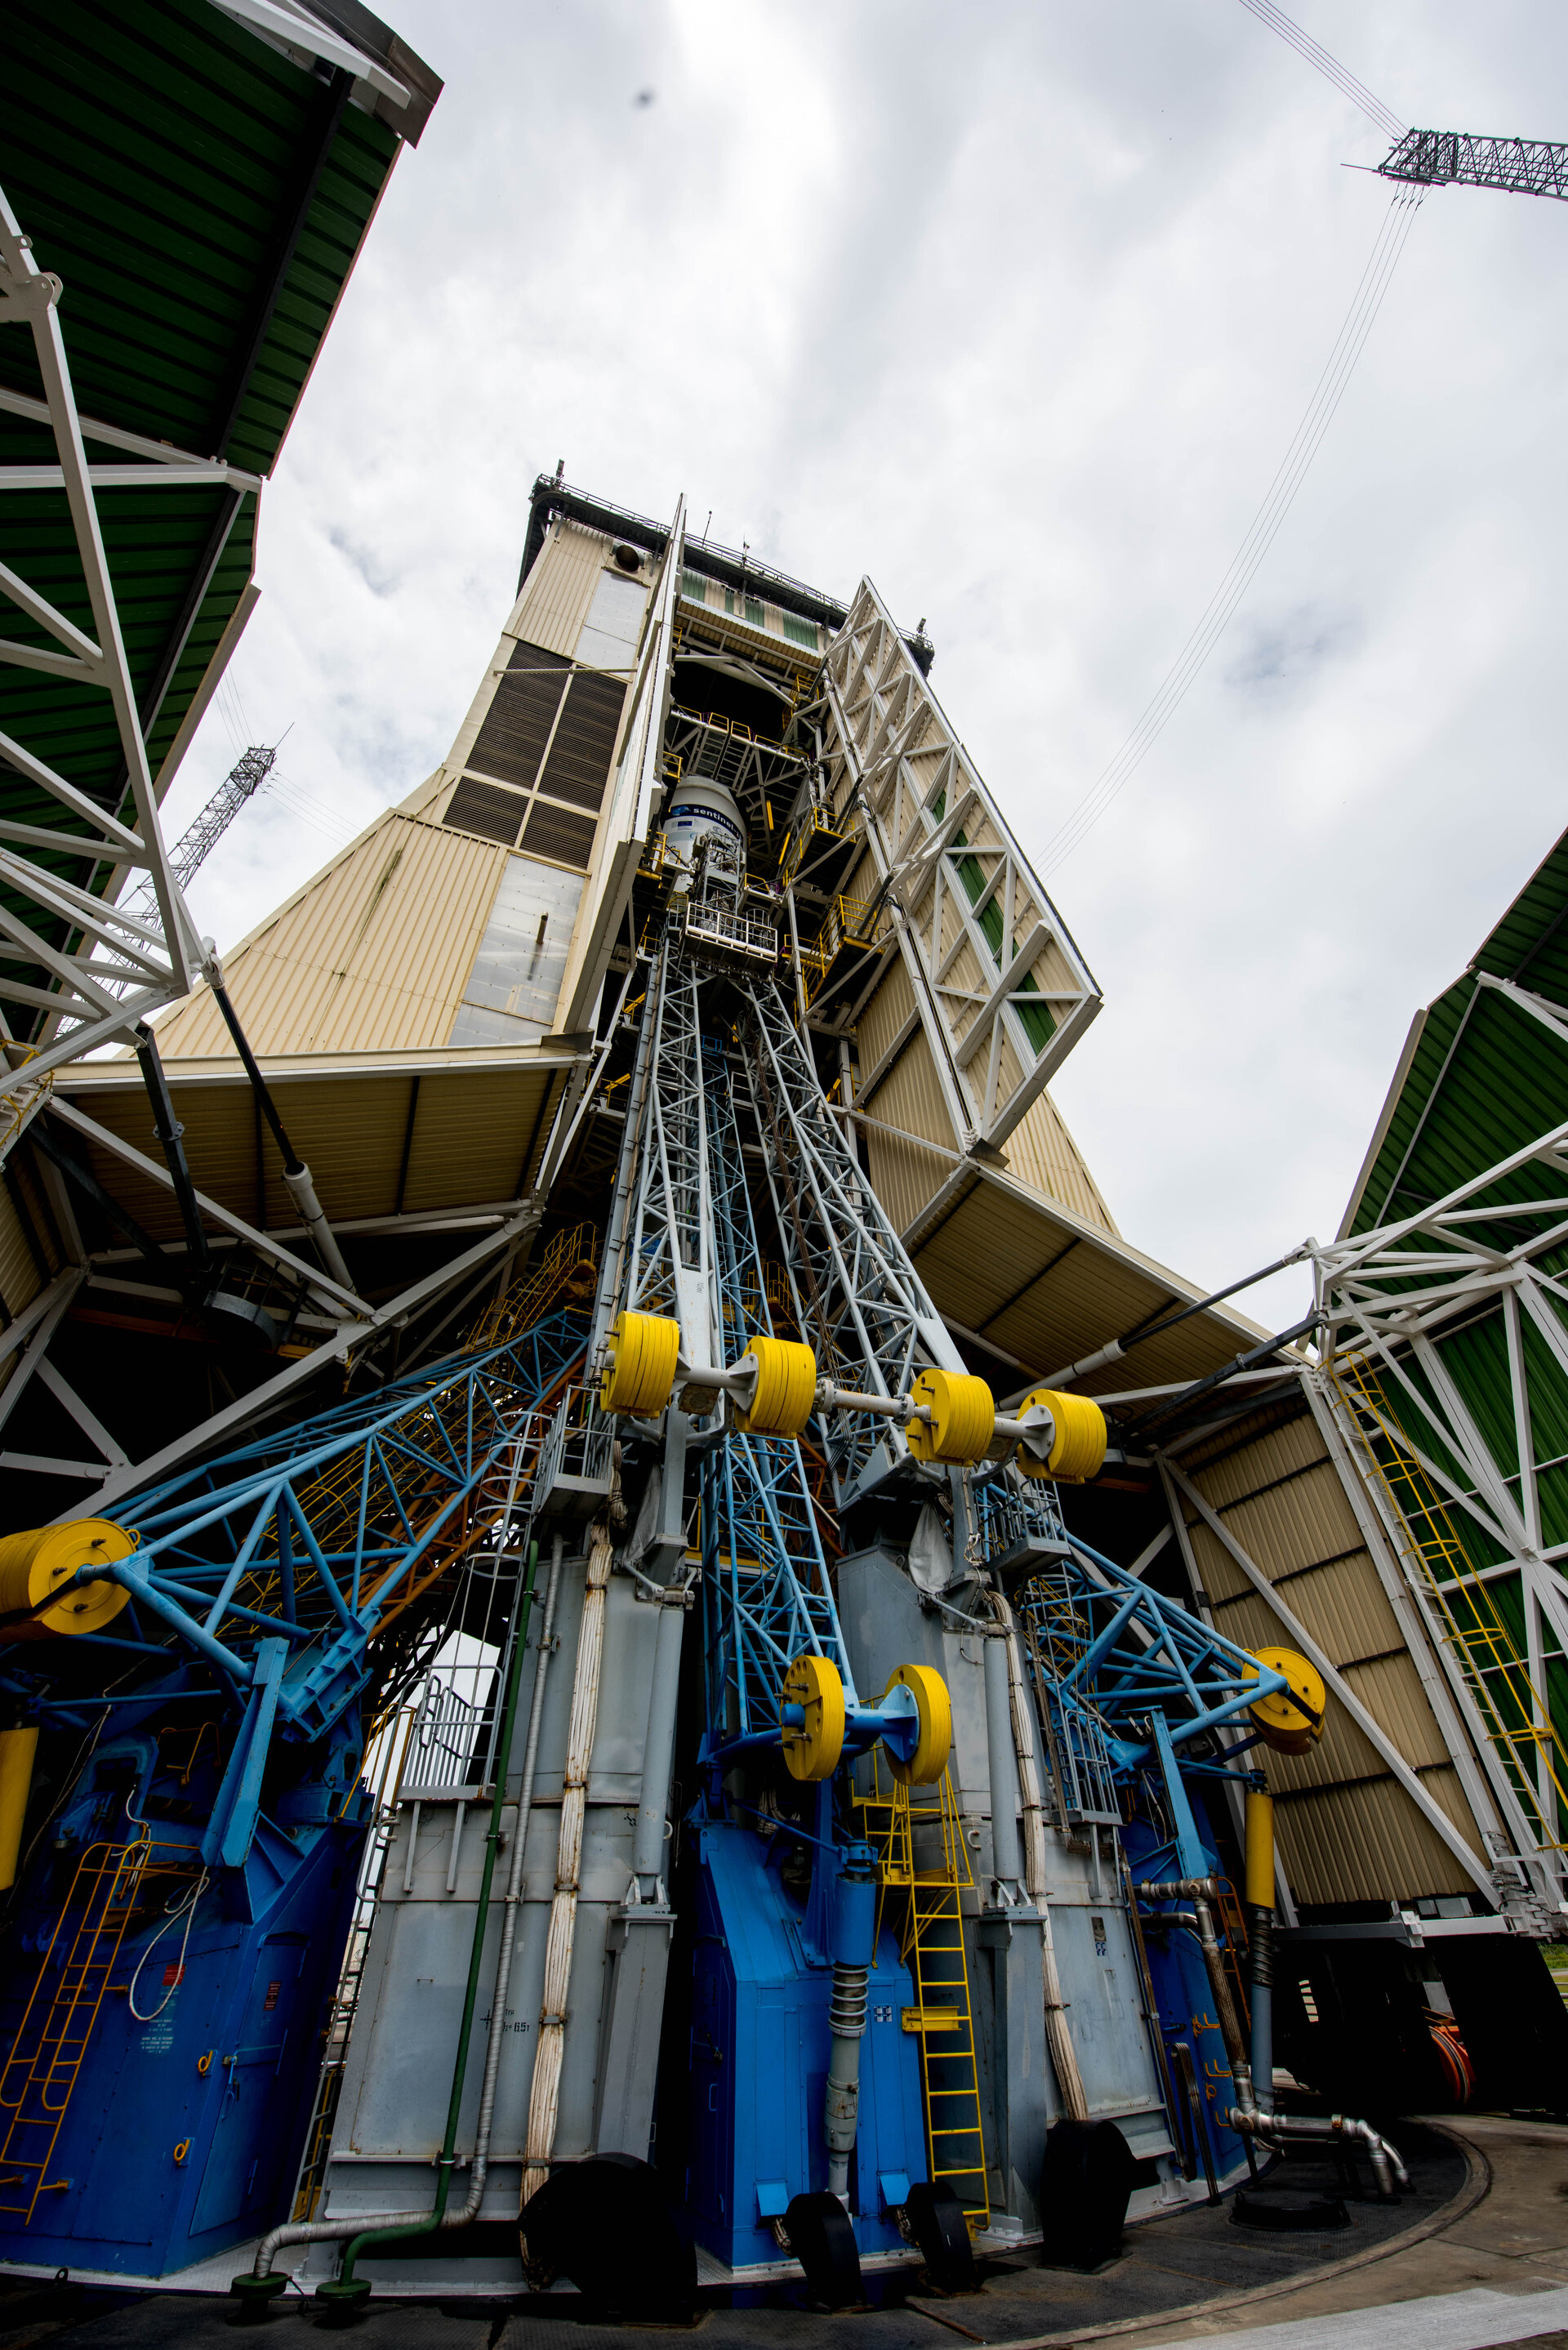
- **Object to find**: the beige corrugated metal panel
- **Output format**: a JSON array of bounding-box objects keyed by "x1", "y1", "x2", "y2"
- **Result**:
[
  {"x1": 0, "y1": 1179, "x2": 44, "y2": 1320},
  {"x1": 907, "y1": 1171, "x2": 1265, "y2": 1389},
  {"x1": 400, "y1": 1068, "x2": 564, "y2": 1212},
  {"x1": 1178, "y1": 1406, "x2": 1486, "y2": 1893},
  {"x1": 51, "y1": 1080, "x2": 256, "y2": 1245},
  {"x1": 511, "y1": 520, "x2": 612, "y2": 661},
  {"x1": 154, "y1": 819, "x2": 507, "y2": 1060},
  {"x1": 1275, "y1": 1772, "x2": 1477, "y2": 1906},
  {"x1": 855, "y1": 954, "x2": 918, "y2": 1072},
  {"x1": 1187, "y1": 1502, "x2": 1405, "y2": 1664},
  {"x1": 51, "y1": 1052, "x2": 573, "y2": 1233},
  {"x1": 1000, "y1": 1090, "x2": 1117, "y2": 1233},
  {"x1": 1190, "y1": 1412, "x2": 1325, "y2": 1512},
  {"x1": 861, "y1": 1037, "x2": 956, "y2": 1233}
]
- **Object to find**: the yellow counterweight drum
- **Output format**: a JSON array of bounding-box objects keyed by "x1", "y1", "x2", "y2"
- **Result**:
[
  {"x1": 600, "y1": 1309, "x2": 681, "y2": 1417},
  {"x1": 1013, "y1": 1387, "x2": 1107, "y2": 1484},
  {"x1": 733, "y1": 1334, "x2": 817, "y2": 1438},
  {"x1": 903, "y1": 1367, "x2": 995, "y2": 1466},
  {"x1": 779, "y1": 1653, "x2": 845, "y2": 1781},
  {"x1": 1246, "y1": 1647, "x2": 1326, "y2": 1755},
  {"x1": 881, "y1": 1663, "x2": 952, "y2": 1786},
  {"x1": 0, "y1": 1518, "x2": 134, "y2": 1643}
]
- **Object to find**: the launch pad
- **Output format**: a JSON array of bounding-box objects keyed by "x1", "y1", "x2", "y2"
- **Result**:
[{"x1": 0, "y1": 3, "x2": 1565, "y2": 2326}]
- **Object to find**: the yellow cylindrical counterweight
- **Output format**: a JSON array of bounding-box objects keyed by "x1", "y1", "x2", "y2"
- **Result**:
[
  {"x1": 904, "y1": 1367, "x2": 995, "y2": 1465},
  {"x1": 599, "y1": 1310, "x2": 681, "y2": 1418},
  {"x1": 0, "y1": 1727, "x2": 38, "y2": 1891},
  {"x1": 0, "y1": 1518, "x2": 134, "y2": 1643},
  {"x1": 1245, "y1": 1786, "x2": 1275, "y2": 1910},
  {"x1": 1246, "y1": 1647, "x2": 1326, "y2": 1756},
  {"x1": 779, "y1": 1653, "x2": 845, "y2": 1781},
  {"x1": 734, "y1": 1334, "x2": 817, "y2": 1438},
  {"x1": 881, "y1": 1663, "x2": 952, "y2": 1786},
  {"x1": 1013, "y1": 1388, "x2": 1108, "y2": 1484}
]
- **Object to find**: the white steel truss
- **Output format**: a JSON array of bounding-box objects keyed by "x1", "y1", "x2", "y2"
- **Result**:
[
  {"x1": 1315, "y1": 1101, "x2": 1568, "y2": 1910},
  {"x1": 822, "y1": 581, "x2": 1101, "y2": 1148},
  {"x1": 742, "y1": 973, "x2": 960, "y2": 1502},
  {"x1": 619, "y1": 939, "x2": 719, "y2": 1366},
  {"x1": 0, "y1": 185, "x2": 220, "y2": 1103}
]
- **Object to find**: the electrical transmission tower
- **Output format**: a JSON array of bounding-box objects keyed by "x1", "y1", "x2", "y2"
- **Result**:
[
  {"x1": 127, "y1": 739, "x2": 281, "y2": 917},
  {"x1": 1380, "y1": 129, "x2": 1568, "y2": 202}
]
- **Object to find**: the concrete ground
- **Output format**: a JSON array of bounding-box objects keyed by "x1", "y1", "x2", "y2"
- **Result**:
[{"x1": 1, "y1": 2116, "x2": 1564, "y2": 2350}]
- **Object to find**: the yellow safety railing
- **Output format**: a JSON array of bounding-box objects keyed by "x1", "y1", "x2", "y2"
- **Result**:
[
  {"x1": 1332, "y1": 1358, "x2": 1568, "y2": 1852},
  {"x1": 465, "y1": 1221, "x2": 599, "y2": 1350},
  {"x1": 856, "y1": 1757, "x2": 989, "y2": 2230}
]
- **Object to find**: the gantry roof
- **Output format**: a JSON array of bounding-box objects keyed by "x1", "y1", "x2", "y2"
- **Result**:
[
  {"x1": 0, "y1": 0, "x2": 439, "y2": 1032},
  {"x1": 1342, "y1": 827, "x2": 1568, "y2": 1238}
]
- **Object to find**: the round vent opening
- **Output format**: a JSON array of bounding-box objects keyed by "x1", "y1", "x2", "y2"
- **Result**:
[{"x1": 612, "y1": 542, "x2": 642, "y2": 573}]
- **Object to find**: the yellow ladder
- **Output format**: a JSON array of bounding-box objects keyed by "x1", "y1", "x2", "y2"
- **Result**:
[
  {"x1": 0, "y1": 1837, "x2": 163, "y2": 2225},
  {"x1": 1332, "y1": 1358, "x2": 1567, "y2": 1853},
  {"x1": 857, "y1": 1759, "x2": 989, "y2": 2227}
]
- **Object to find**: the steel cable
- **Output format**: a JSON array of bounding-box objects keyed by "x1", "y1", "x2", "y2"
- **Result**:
[{"x1": 1236, "y1": 0, "x2": 1405, "y2": 144}]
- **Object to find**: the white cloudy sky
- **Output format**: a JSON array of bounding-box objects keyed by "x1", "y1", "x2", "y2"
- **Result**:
[{"x1": 170, "y1": 0, "x2": 1568, "y2": 1335}]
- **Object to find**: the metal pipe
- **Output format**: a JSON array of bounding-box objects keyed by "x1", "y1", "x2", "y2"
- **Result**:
[
  {"x1": 521, "y1": 1510, "x2": 615, "y2": 2216},
  {"x1": 996, "y1": 1587, "x2": 1089, "y2": 2120},
  {"x1": 1228, "y1": 2108, "x2": 1409, "y2": 2200},
  {"x1": 982, "y1": 1604, "x2": 1024, "y2": 1898},
  {"x1": 824, "y1": 1846, "x2": 875, "y2": 2201},
  {"x1": 1031, "y1": 1244, "x2": 1314, "y2": 1395},
  {"x1": 208, "y1": 974, "x2": 354, "y2": 1292},
  {"x1": 281, "y1": 1165, "x2": 354, "y2": 1295},
  {"x1": 1137, "y1": 1875, "x2": 1407, "y2": 2200},
  {"x1": 134, "y1": 1026, "x2": 212, "y2": 1277},
  {"x1": 630, "y1": 1585, "x2": 686, "y2": 1894},
  {"x1": 1119, "y1": 1313, "x2": 1321, "y2": 1439},
  {"x1": 824, "y1": 1962, "x2": 867, "y2": 2199},
  {"x1": 1138, "y1": 1877, "x2": 1254, "y2": 2113}
]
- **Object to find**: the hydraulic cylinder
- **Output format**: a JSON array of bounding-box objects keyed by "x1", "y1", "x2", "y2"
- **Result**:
[{"x1": 824, "y1": 1848, "x2": 876, "y2": 2201}]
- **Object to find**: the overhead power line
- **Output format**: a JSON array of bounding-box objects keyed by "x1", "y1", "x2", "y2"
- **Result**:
[
  {"x1": 1236, "y1": 0, "x2": 1405, "y2": 144},
  {"x1": 1040, "y1": 186, "x2": 1425, "y2": 879}
]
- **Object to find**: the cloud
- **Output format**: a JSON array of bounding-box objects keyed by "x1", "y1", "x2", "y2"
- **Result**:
[
  {"x1": 1223, "y1": 602, "x2": 1362, "y2": 695},
  {"x1": 164, "y1": 0, "x2": 1568, "y2": 1342}
]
